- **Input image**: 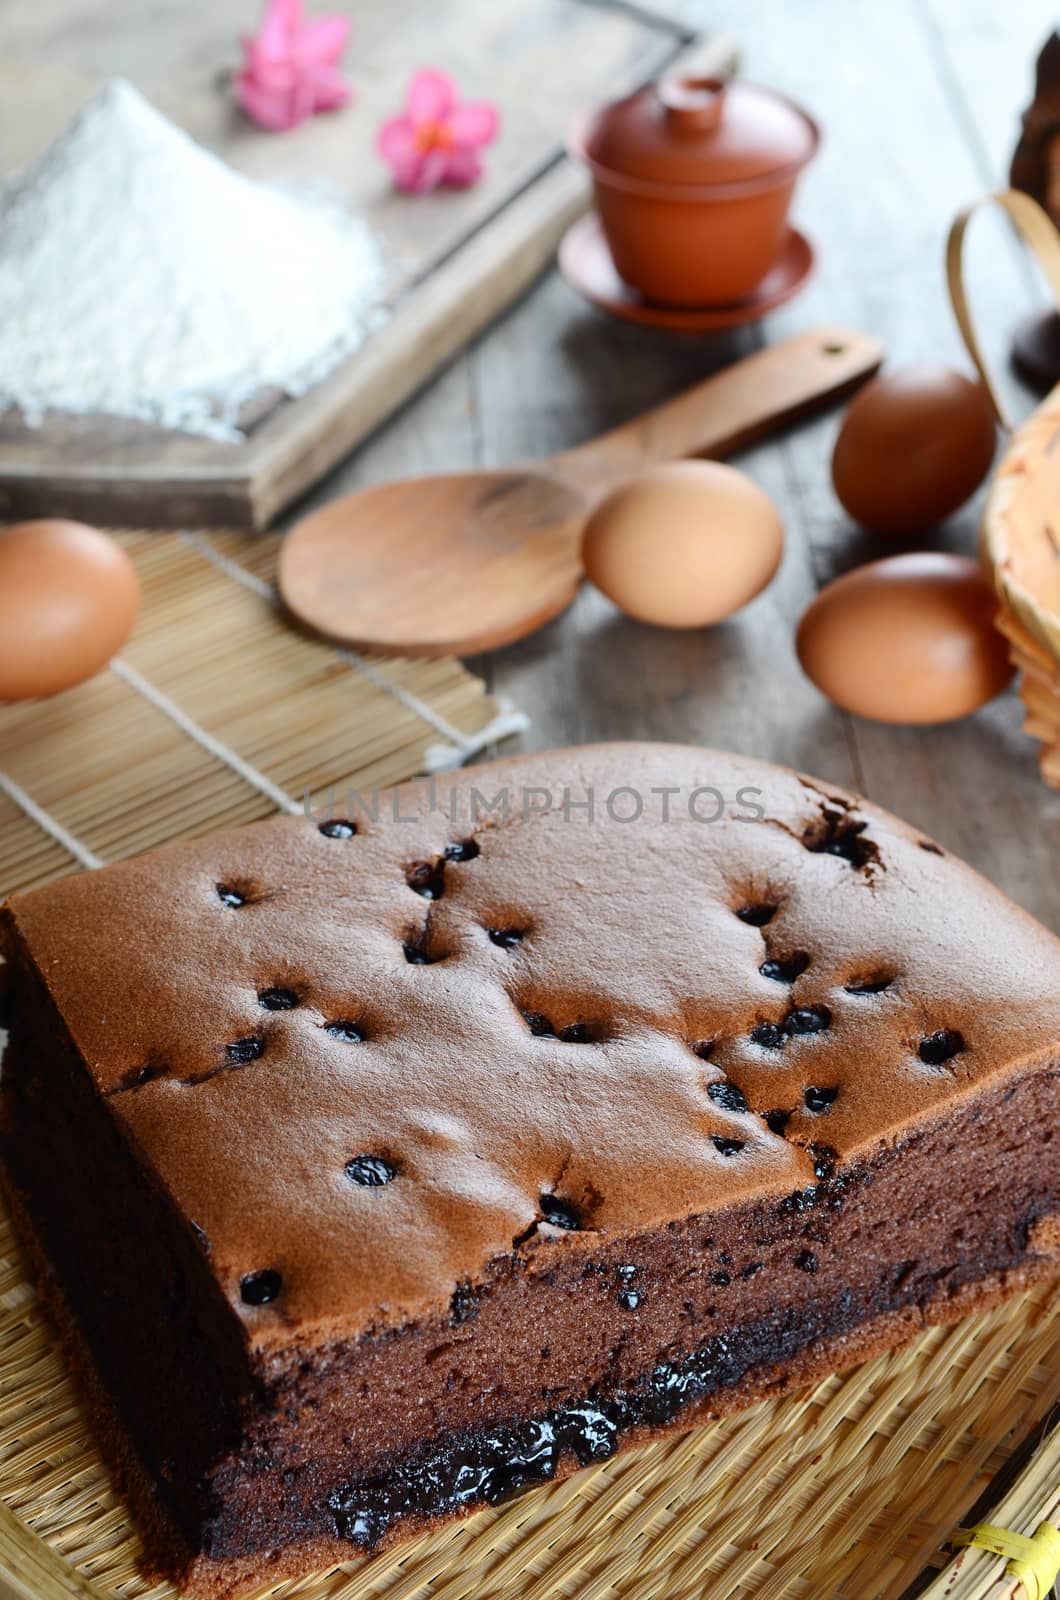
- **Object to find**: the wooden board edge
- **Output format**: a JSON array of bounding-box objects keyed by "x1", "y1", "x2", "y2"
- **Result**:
[{"x1": 0, "y1": 460, "x2": 255, "y2": 529}]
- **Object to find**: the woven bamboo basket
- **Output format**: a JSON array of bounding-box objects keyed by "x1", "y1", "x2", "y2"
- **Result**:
[
  {"x1": 1, "y1": 552, "x2": 1059, "y2": 1597},
  {"x1": 948, "y1": 188, "x2": 1060, "y2": 790}
]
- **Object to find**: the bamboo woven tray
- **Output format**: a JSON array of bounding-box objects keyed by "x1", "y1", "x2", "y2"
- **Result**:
[{"x1": 0, "y1": 535, "x2": 1057, "y2": 1600}]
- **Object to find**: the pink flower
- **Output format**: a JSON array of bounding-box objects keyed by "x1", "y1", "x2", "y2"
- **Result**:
[
  {"x1": 377, "y1": 69, "x2": 499, "y2": 193},
  {"x1": 236, "y1": 0, "x2": 352, "y2": 133}
]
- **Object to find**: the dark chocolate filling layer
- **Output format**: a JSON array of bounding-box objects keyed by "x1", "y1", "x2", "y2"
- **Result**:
[
  {"x1": 328, "y1": 1297, "x2": 837, "y2": 1546},
  {"x1": 323, "y1": 1267, "x2": 990, "y2": 1549}
]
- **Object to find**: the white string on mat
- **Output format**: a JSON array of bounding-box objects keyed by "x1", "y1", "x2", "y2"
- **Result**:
[
  {"x1": 179, "y1": 530, "x2": 530, "y2": 771},
  {"x1": 108, "y1": 657, "x2": 302, "y2": 815},
  {"x1": 420, "y1": 711, "x2": 530, "y2": 775},
  {"x1": 0, "y1": 653, "x2": 300, "y2": 877},
  {"x1": 0, "y1": 769, "x2": 104, "y2": 870}
]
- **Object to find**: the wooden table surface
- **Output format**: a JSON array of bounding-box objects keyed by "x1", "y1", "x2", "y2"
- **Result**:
[{"x1": 289, "y1": 0, "x2": 1060, "y2": 937}]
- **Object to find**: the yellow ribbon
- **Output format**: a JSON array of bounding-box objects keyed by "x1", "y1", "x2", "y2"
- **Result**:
[{"x1": 952, "y1": 1520, "x2": 1060, "y2": 1600}]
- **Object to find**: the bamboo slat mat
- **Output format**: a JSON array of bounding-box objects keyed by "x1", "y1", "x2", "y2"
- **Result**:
[
  {"x1": 1, "y1": 531, "x2": 1058, "y2": 1599},
  {"x1": 0, "y1": 530, "x2": 526, "y2": 896}
]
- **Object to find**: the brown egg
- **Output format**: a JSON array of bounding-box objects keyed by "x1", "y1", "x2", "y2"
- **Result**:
[
  {"x1": 582, "y1": 460, "x2": 784, "y2": 628},
  {"x1": 0, "y1": 520, "x2": 140, "y2": 700},
  {"x1": 832, "y1": 364, "x2": 997, "y2": 537},
  {"x1": 796, "y1": 552, "x2": 1013, "y2": 724}
]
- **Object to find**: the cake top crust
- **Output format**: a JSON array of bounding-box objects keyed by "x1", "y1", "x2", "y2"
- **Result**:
[{"x1": 5, "y1": 742, "x2": 1060, "y2": 1351}]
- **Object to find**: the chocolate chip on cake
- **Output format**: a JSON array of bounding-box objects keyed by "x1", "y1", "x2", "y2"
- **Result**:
[
  {"x1": 403, "y1": 925, "x2": 444, "y2": 965},
  {"x1": 801, "y1": 803, "x2": 880, "y2": 869},
  {"x1": 488, "y1": 927, "x2": 524, "y2": 949},
  {"x1": 779, "y1": 1185, "x2": 819, "y2": 1215},
  {"x1": 785, "y1": 1006, "x2": 831, "y2": 1036},
  {"x1": 444, "y1": 839, "x2": 480, "y2": 862},
  {"x1": 325, "y1": 1021, "x2": 365, "y2": 1044},
  {"x1": 216, "y1": 884, "x2": 246, "y2": 908},
  {"x1": 225, "y1": 1036, "x2": 264, "y2": 1064},
  {"x1": 258, "y1": 987, "x2": 298, "y2": 1011},
  {"x1": 540, "y1": 1195, "x2": 581, "y2": 1230},
  {"x1": 760, "y1": 951, "x2": 810, "y2": 984},
  {"x1": 449, "y1": 1282, "x2": 477, "y2": 1324},
  {"x1": 240, "y1": 1269, "x2": 282, "y2": 1306},
  {"x1": 345, "y1": 1155, "x2": 395, "y2": 1187},
  {"x1": 318, "y1": 820, "x2": 356, "y2": 839},
  {"x1": 522, "y1": 1011, "x2": 555, "y2": 1037},
  {"x1": 707, "y1": 1081, "x2": 748, "y2": 1115},
  {"x1": 735, "y1": 902, "x2": 778, "y2": 927},
  {"x1": 751, "y1": 1021, "x2": 786, "y2": 1050},
  {"x1": 711, "y1": 1135, "x2": 745, "y2": 1157},
  {"x1": 811, "y1": 1144, "x2": 838, "y2": 1181},
  {"x1": 406, "y1": 861, "x2": 446, "y2": 899},
  {"x1": 919, "y1": 1029, "x2": 965, "y2": 1067},
  {"x1": 804, "y1": 1085, "x2": 839, "y2": 1114}
]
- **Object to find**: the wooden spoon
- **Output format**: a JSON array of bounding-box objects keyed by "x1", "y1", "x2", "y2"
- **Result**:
[{"x1": 280, "y1": 325, "x2": 883, "y2": 657}]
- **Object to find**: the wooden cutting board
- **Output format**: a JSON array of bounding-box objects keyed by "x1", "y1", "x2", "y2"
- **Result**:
[{"x1": 0, "y1": 1, "x2": 736, "y2": 531}]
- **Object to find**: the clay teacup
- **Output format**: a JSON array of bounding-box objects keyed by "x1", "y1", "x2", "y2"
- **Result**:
[{"x1": 570, "y1": 76, "x2": 820, "y2": 308}]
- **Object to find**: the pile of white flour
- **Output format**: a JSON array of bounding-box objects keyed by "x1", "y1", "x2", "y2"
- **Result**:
[{"x1": 0, "y1": 81, "x2": 387, "y2": 441}]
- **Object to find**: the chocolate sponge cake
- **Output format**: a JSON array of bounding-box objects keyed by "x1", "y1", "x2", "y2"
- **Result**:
[{"x1": 2, "y1": 743, "x2": 1059, "y2": 1598}]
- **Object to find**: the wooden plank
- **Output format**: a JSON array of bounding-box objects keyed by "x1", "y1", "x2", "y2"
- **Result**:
[{"x1": 0, "y1": 1, "x2": 735, "y2": 528}]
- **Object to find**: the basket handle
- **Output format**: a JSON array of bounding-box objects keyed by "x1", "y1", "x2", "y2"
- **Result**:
[{"x1": 946, "y1": 188, "x2": 1060, "y2": 429}]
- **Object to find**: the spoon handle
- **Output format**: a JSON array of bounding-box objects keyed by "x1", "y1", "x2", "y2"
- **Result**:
[{"x1": 551, "y1": 326, "x2": 884, "y2": 502}]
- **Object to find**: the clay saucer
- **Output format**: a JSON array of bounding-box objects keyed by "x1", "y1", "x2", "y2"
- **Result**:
[{"x1": 558, "y1": 212, "x2": 816, "y2": 331}]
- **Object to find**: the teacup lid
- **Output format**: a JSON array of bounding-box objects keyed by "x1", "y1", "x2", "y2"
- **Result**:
[{"x1": 581, "y1": 77, "x2": 818, "y2": 191}]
